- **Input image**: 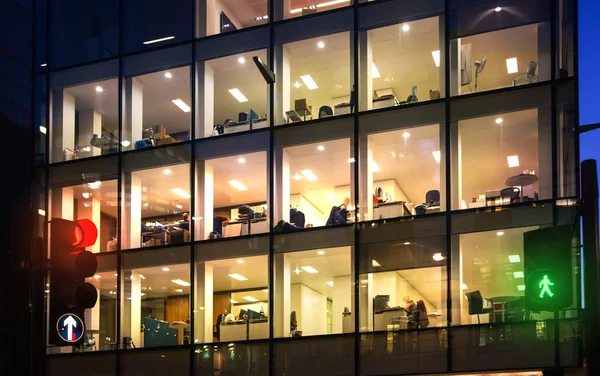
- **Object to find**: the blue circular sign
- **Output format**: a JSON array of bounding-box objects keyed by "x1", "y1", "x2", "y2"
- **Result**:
[{"x1": 56, "y1": 313, "x2": 85, "y2": 343}]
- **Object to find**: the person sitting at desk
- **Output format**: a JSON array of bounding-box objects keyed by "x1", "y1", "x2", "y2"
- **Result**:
[
  {"x1": 403, "y1": 295, "x2": 419, "y2": 329},
  {"x1": 179, "y1": 212, "x2": 190, "y2": 231},
  {"x1": 326, "y1": 197, "x2": 350, "y2": 226}
]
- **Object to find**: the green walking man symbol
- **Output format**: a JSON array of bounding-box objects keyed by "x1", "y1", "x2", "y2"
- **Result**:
[{"x1": 539, "y1": 275, "x2": 555, "y2": 298}]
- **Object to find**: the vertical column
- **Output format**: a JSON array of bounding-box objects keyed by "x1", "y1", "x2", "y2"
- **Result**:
[
  {"x1": 85, "y1": 281, "x2": 101, "y2": 332},
  {"x1": 450, "y1": 121, "x2": 461, "y2": 210},
  {"x1": 79, "y1": 110, "x2": 103, "y2": 157},
  {"x1": 197, "y1": 61, "x2": 215, "y2": 139},
  {"x1": 450, "y1": 236, "x2": 463, "y2": 325},
  {"x1": 273, "y1": 148, "x2": 290, "y2": 224},
  {"x1": 194, "y1": 160, "x2": 214, "y2": 240},
  {"x1": 358, "y1": 134, "x2": 373, "y2": 221},
  {"x1": 449, "y1": 39, "x2": 461, "y2": 97},
  {"x1": 537, "y1": 23, "x2": 551, "y2": 83},
  {"x1": 51, "y1": 89, "x2": 75, "y2": 162},
  {"x1": 439, "y1": 122, "x2": 447, "y2": 211},
  {"x1": 538, "y1": 107, "x2": 552, "y2": 199},
  {"x1": 274, "y1": 254, "x2": 291, "y2": 337},
  {"x1": 194, "y1": 262, "x2": 213, "y2": 343},
  {"x1": 332, "y1": 275, "x2": 351, "y2": 334},
  {"x1": 122, "y1": 174, "x2": 142, "y2": 250},
  {"x1": 359, "y1": 273, "x2": 374, "y2": 331},
  {"x1": 438, "y1": 16, "x2": 446, "y2": 96},
  {"x1": 124, "y1": 78, "x2": 143, "y2": 149},
  {"x1": 196, "y1": 0, "x2": 207, "y2": 38},
  {"x1": 274, "y1": 0, "x2": 292, "y2": 22},
  {"x1": 51, "y1": 187, "x2": 74, "y2": 220},
  {"x1": 274, "y1": 45, "x2": 290, "y2": 125},
  {"x1": 121, "y1": 271, "x2": 142, "y2": 347},
  {"x1": 358, "y1": 31, "x2": 373, "y2": 111}
]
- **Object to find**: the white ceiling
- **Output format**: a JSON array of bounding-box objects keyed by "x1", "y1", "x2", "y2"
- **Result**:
[
  {"x1": 397, "y1": 266, "x2": 444, "y2": 312},
  {"x1": 209, "y1": 255, "x2": 269, "y2": 291},
  {"x1": 66, "y1": 78, "x2": 119, "y2": 135},
  {"x1": 220, "y1": 0, "x2": 268, "y2": 27}
]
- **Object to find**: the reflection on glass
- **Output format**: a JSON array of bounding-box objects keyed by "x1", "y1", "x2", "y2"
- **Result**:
[{"x1": 284, "y1": 0, "x2": 350, "y2": 20}]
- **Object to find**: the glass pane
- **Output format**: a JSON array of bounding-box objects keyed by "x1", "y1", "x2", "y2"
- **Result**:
[
  {"x1": 198, "y1": 0, "x2": 269, "y2": 37},
  {"x1": 273, "y1": 336, "x2": 355, "y2": 374},
  {"x1": 47, "y1": 353, "x2": 116, "y2": 375},
  {"x1": 195, "y1": 341, "x2": 269, "y2": 375},
  {"x1": 34, "y1": 74, "x2": 47, "y2": 166},
  {"x1": 121, "y1": 348, "x2": 190, "y2": 374}
]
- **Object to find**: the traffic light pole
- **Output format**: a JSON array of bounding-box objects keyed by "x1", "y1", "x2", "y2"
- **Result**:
[{"x1": 581, "y1": 159, "x2": 600, "y2": 375}]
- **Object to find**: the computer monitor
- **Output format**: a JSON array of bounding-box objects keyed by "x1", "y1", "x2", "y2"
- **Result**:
[
  {"x1": 238, "y1": 112, "x2": 248, "y2": 122},
  {"x1": 249, "y1": 109, "x2": 259, "y2": 121},
  {"x1": 239, "y1": 309, "x2": 248, "y2": 320},
  {"x1": 247, "y1": 309, "x2": 260, "y2": 320}
]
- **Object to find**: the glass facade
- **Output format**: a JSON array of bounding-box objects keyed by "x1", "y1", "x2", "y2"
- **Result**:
[{"x1": 39, "y1": 0, "x2": 582, "y2": 375}]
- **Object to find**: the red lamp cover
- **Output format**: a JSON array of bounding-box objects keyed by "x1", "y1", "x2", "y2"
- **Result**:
[{"x1": 73, "y1": 219, "x2": 98, "y2": 248}]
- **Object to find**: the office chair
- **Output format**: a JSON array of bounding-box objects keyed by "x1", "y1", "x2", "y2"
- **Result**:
[
  {"x1": 414, "y1": 204, "x2": 427, "y2": 216},
  {"x1": 290, "y1": 311, "x2": 302, "y2": 337},
  {"x1": 466, "y1": 290, "x2": 494, "y2": 324},
  {"x1": 426, "y1": 190, "x2": 440, "y2": 207},
  {"x1": 500, "y1": 187, "x2": 520, "y2": 204},
  {"x1": 406, "y1": 86, "x2": 418, "y2": 103},
  {"x1": 512, "y1": 61, "x2": 538, "y2": 86},
  {"x1": 318, "y1": 106, "x2": 333, "y2": 118}
]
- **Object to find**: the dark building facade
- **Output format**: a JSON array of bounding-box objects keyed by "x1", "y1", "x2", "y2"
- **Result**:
[{"x1": 30, "y1": 0, "x2": 590, "y2": 375}]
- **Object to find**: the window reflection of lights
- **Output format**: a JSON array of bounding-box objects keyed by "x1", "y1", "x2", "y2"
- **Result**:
[
  {"x1": 432, "y1": 253, "x2": 444, "y2": 261},
  {"x1": 372, "y1": 259, "x2": 381, "y2": 267}
]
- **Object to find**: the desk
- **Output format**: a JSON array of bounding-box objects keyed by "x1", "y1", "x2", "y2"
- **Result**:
[
  {"x1": 249, "y1": 319, "x2": 269, "y2": 340},
  {"x1": 491, "y1": 296, "x2": 520, "y2": 322},
  {"x1": 373, "y1": 201, "x2": 410, "y2": 219},
  {"x1": 505, "y1": 174, "x2": 539, "y2": 202},
  {"x1": 426, "y1": 205, "x2": 440, "y2": 213},
  {"x1": 222, "y1": 218, "x2": 268, "y2": 238},
  {"x1": 374, "y1": 307, "x2": 406, "y2": 331},
  {"x1": 342, "y1": 312, "x2": 353, "y2": 333},
  {"x1": 224, "y1": 118, "x2": 268, "y2": 134},
  {"x1": 220, "y1": 321, "x2": 247, "y2": 341}
]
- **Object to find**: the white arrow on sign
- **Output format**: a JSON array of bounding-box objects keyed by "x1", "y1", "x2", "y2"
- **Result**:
[{"x1": 64, "y1": 315, "x2": 77, "y2": 341}]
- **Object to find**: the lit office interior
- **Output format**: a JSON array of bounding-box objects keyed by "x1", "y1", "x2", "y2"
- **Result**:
[
  {"x1": 453, "y1": 108, "x2": 551, "y2": 211},
  {"x1": 122, "y1": 47, "x2": 191, "y2": 151},
  {"x1": 274, "y1": 246, "x2": 354, "y2": 337},
  {"x1": 49, "y1": 61, "x2": 119, "y2": 163},
  {"x1": 200, "y1": 49, "x2": 269, "y2": 139},
  {"x1": 280, "y1": 0, "x2": 351, "y2": 20},
  {"x1": 203, "y1": 0, "x2": 269, "y2": 36},
  {"x1": 362, "y1": 16, "x2": 443, "y2": 111},
  {"x1": 120, "y1": 247, "x2": 191, "y2": 349},
  {"x1": 277, "y1": 32, "x2": 352, "y2": 125}
]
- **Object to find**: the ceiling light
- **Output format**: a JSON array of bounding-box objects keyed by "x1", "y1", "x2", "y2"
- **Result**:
[
  {"x1": 88, "y1": 181, "x2": 102, "y2": 189},
  {"x1": 432, "y1": 253, "x2": 444, "y2": 261},
  {"x1": 301, "y1": 170, "x2": 318, "y2": 181},
  {"x1": 300, "y1": 75, "x2": 318, "y2": 90},
  {"x1": 326, "y1": 281, "x2": 334, "y2": 287},
  {"x1": 402, "y1": 24, "x2": 410, "y2": 32},
  {"x1": 40, "y1": 63, "x2": 47, "y2": 67},
  {"x1": 39, "y1": 125, "x2": 47, "y2": 134},
  {"x1": 317, "y1": 41, "x2": 325, "y2": 48},
  {"x1": 236, "y1": 259, "x2": 244, "y2": 264},
  {"x1": 139, "y1": 274, "x2": 145, "y2": 279},
  {"x1": 95, "y1": 86, "x2": 103, "y2": 93},
  {"x1": 402, "y1": 131, "x2": 410, "y2": 139},
  {"x1": 230, "y1": 299, "x2": 238, "y2": 303},
  {"x1": 228, "y1": 273, "x2": 248, "y2": 281},
  {"x1": 82, "y1": 192, "x2": 91, "y2": 199},
  {"x1": 83, "y1": 203, "x2": 90, "y2": 208},
  {"x1": 171, "y1": 279, "x2": 191, "y2": 287},
  {"x1": 462, "y1": 284, "x2": 468, "y2": 290},
  {"x1": 175, "y1": 204, "x2": 183, "y2": 210},
  {"x1": 509, "y1": 255, "x2": 521, "y2": 263},
  {"x1": 372, "y1": 259, "x2": 381, "y2": 267},
  {"x1": 506, "y1": 57, "x2": 519, "y2": 74},
  {"x1": 172, "y1": 188, "x2": 191, "y2": 198},
  {"x1": 432, "y1": 50, "x2": 441, "y2": 67},
  {"x1": 495, "y1": 117, "x2": 503, "y2": 124},
  {"x1": 293, "y1": 81, "x2": 302, "y2": 89},
  {"x1": 497, "y1": 231, "x2": 505, "y2": 236},
  {"x1": 143, "y1": 202, "x2": 149, "y2": 207},
  {"x1": 172, "y1": 99, "x2": 191, "y2": 112},
  {"x1": 318, "y1": 251, "x2": 325, "y2": 255},
  {"x1": 432, "y1": 151, "x2": 441, "y2": 164},
  {"x1": 143, "y1": 36, "x2": 175, "y2": 45},
  {"x1": 301, "y1": 266, "x2": 319, "y2": 274},
  {"x1": 243, "y1": 296, "x2": 258, "y2": 302},
  {"x1": 404, "y1": 242, "x2": 410, "y2": 245},
  {"x1": 237, "y1": 157, "x2": 246, "y2": 163},
  {"x1": 228, "y1": 88, "x2": 248, "y2": 103},
  {"x1": 293, "y1": 173, "x2": 302, "y2": 181},
  {"x1": 507, "y1": 155, "x2": 519, "y2": 168},
  {"x1": 513, "y1": 271, "x2": 524, "y2": 278},
  {"x1": 495, "y1": 6, "x2": 502, "y2": 12},
  {"x1": 164, "y1": 72, "x2": 172, "y2": 78},
  {"x1": 347, "y1": 157, "x2": 356, "y2": 163},
  {"x1": 371, "y1": 161, "x2": 381, "y2": 173},
  {"x1": 517, "y1": 285, "x2": 526, "y2": 291},
  {"x1": 121, "y1": 140, "x2": 131, "y2": 147},
  {"x1": 317, "y1": 145, "x2": 325, "y2": 151},
  {"x1": 175, "y1": 288, "x2": 183, "y2": 293},
  {"x1": 163, "y1": 169, "x2": 172, "y2": 175},
  {"x1": 162, "y1": 267, "x2": 170, "y2": 271},
  {"x1": 93, "y1": 275, "x2": 101, "y2": 279},
  {"x1": 229, "y1": 180, "x2": 248, "y2": 191},
  {"x1": 371, "y1": 63, "x2": 381, "y2": 78},
  {"x1": 114, "y1": 273, "x2": 118, "y2": 276},
  {"x1": 238, "y1": 57, "x2": 246, "y2": 64},
  {"x1": 391, "y1": 151, "x2": 396, "y2": 158}
]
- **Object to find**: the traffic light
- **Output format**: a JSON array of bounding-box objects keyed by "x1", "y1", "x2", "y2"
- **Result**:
[
  {"x1": 524, "y1": 225, "x2": 573, "y2": 311},
  {"x1": 49, "y1": 218, "x2": 98, "y2": 346}
]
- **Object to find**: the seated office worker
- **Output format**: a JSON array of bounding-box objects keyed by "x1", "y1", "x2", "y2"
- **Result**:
[
  {"x1": 326, "y1": 197, "x2": 350, "y2": 226},
  {"x1": 179, "y1": 212, "x2": 190, "y2": 231}
]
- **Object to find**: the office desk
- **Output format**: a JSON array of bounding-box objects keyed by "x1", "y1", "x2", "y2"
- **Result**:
[
  {"x1": 426, "y1": 206, "x2": 440, "y2": 213},
  {"x1": 222, "y1": 218, "x2": 268, "y2": 237},
  {"x1": 220, "y1": 321, "x2": 247, "y2": 341},
  {"x1": 249, "y1": 319, "x2": 269, "y2": 340},
  {"x1": 374, "y1": 308, "x2": 407, "y2": 331},
  {"x1": 342, "y1": 312, "x2": 353, "y2": 333},
  {"x1": 224, "y1": 118, "x2": 268, "y2": 134},
  {"x1": 373, "y1": 201, "x2": 410, "y2": 219}
]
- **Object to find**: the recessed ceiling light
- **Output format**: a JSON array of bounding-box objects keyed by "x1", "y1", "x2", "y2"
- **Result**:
[
  {"x1": 82, "y1": 192, "x2": 91, "y2": 199},
  {"x1": 495, "y1": 6, "x2": 502, "y2": 12},
  {"x1": 347, "y1": 157, "x2": 356, "y2": 163},
  {"x1": 228, "y1": 180, "x2": 248, "y2": 191},
  {"x1": 83, "y1": 203, "x2": 90, "y2": 208},
  {"x1": 432, "y1": 253, "x2": 444, "y2": 261},
  {"x1": 371, "y1": 161, "x2": 381, "y2": 173},
  {"x1": 301, "y1": 266, "x2": 319, "y2": 274},
  {"x1": 300, "y1": 75, "x2": 318, "y2": 90},
  {"x1": 228, "y1": 273, "x2": 248, "y2": 281},
  {"x1": 404, "y1": 242, "x2": 410, "y2": 245},
  {"x1": 301, "y1": 170, "x2": 318, "y2": 181},
  {"x1": 317, "y1": 145, "x2": 325, "y2": 151},
  {"x1": 95, "y1": 86, "x2": 103, "y2": 93},
  {"x1": 293, "y1": 81, "x2": 302, "y2": 89},
  {"x1": 172, "y1": 188, "x2": 191, "y2": 198},
  {"x1": 40, "y1": 63, "x2": 47, "y2": 67},
  {"x1": 506, "y1": 57, "x2": 519, "y2": 74},
  {"x1": 326, "y1": 281, "x2": 334, "y2": 287},
  {"x1": 228, "y1": 88, "x2": 248, "y2": 102},
  {"x1": 517, "y1": 285, "x2": 526, "y2": 291},
  {"x1": 237, "y1": 157, "x2": 246, "y2": 163},
  {"x1": 496, "y1": 117, "x2": 503, "y2": 124},
  {"x1": 162, "y1": 267, "x2": 170, "y2": 272},
  {"x1": 432, "y1": 151, "x2": 441, "y2": 164},
  {"x1": 39, "y1": 125, "x2": 47, "y2": 134},
  {"x1": 175, "y1": 204, "x2": 183, "y2": 210},
  {"x1": 497, "y1": 231, "x2": 505, "y2": 236},
  {"x1": 317, "y1": 41, "x2": 325, "y2": 48},
  {"x1": 318, "y1": 251, "x2": 325, "y2": 255},
  {"x1": 143, "y1": 36, "x2": 175, "y2": 45},
  {"x1": 163, "y1": 169, "x2": 172, "y2": 175},
  {"x1": 509, "y1": 255, "x2": 521, "y2": 263},
  {"x1": 236, "y1": 259, "x2": 244, "y2": 264},
  {"x1": 171, "y1": 279, "x2": 191, "y2": 287},
  {"x1": 431, "y1": 50, "x2": 441, "y2": 67},
  {"x1": 402, "y1": 24, "x2": 410, "y2": 32},
  {"x1": 403, "y1": 131, "x2": 410, "y2": 138},
  {"x1": 513, "y1": 271, "x2": 524, "y2": 278},
  {"x1": 507, "y1": 155, "x2": 519, "y2": 168},
  {"x1": 93, "y1": 275, "x2": 101, "y2": 279},
  {"x1": 172, "y1": 99, "x2": 191, "y2": 112},
  {"x1": 372, "y1": 259, "x2": 381, "y2": 267},
  {"x1": 293, "y1": 173, "x2": 302, "y2": 181},
  {"x1": 372, "y1": 63, "x2": 381, "y2": 78},
  {"x1": 243, "y1": 296, "x2": 258, "y2": 302},
  {"x1": 175, "y1": 288, "x2": 183, "y2": 293},
  {"x1": 88, "y1": 181, "x2": 102, "y2": 189},
  {"x1": 164, "y1": 72, "x2": 172, "y2": 78},
  {"x1": 230, "y1": 299, "x2": 238, "y2": 303},
  {"x1": 238, "y1": 57, "x2": 246, "y2": 64}
]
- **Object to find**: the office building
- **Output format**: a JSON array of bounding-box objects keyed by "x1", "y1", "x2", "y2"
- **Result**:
[{"x1": 33, "y1": 0, "x2": 586, "y2": 375}]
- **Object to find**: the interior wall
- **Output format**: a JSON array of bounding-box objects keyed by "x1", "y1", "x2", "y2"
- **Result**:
[
  {"x1": 395, "y1": 271, "x2": 437, "y2": 312},
  {"x1": 332, "y1": 275, "x2": 351, "y2": 334},
  {"x1": 290, "y1": 283, "x2": 327, "y2": 336},
  {"x1": 290, "y1": 193, "x2": 326, "y2": 227}
]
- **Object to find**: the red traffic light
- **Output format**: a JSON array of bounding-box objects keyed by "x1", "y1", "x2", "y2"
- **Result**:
[{"x1": 73, "y1": 219, "x2": 98, "y2": 248}]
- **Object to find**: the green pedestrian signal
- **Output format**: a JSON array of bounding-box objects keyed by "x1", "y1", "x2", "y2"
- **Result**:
[{"x1": 538, "y1": 275, "x2": 555, "y2": 298}]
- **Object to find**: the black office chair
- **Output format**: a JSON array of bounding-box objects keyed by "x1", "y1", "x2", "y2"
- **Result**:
[
  {"x1": 290, "y1": 311, "x2": 302, "y2": 337},
  {"x1": 466, "y1": 290, "x2": 494, "y2": 324},
  {"x1": 318, "y1": 106, "x2": 333, "y2": 118},
  {"x1": 426, "y1": 190, "x2": 440, "y2": 207},
  {"x1": 414, "y1": 204, "x2": 427, "y2": 215},
  {"x1": 501, "y1": 187, "x2": 520, "y2": 204}
]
